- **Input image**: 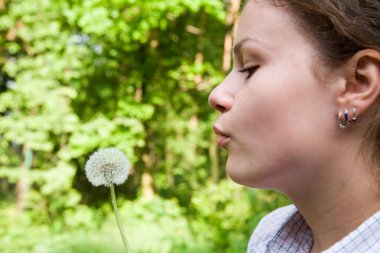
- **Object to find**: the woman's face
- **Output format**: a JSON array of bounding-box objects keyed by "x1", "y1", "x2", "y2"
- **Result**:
[{"x1": 209, "y1": 0, "x2": 340, "y2": 191}]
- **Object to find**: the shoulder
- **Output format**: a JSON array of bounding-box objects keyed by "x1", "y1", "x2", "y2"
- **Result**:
[
  {"x1": 247, "y1": 204, "x2": 298, "y2": 253},
  {"x1": 325, "y1": 209, "x2": 380, "y2": 252}
]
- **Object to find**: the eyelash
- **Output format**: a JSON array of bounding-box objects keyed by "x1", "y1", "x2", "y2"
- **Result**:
[{"x1": 239, "y1": 66, "x2": 258, "y2": 79}]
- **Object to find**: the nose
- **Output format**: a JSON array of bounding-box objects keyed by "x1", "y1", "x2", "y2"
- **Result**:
[{"x1": 208, "y1": 73, "x2": 234, "y2": 113}]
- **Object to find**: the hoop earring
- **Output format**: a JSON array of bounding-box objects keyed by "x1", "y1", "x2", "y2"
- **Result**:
[
  {"x1": 352, "y1": 107, "x2": 357, "y2": 121},
  {"x1": 338, "y1": 109, "x2": 350, "y2": 129}
]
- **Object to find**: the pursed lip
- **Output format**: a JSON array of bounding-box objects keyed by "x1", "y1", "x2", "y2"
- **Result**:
[{"x1": 213, "y1": 125, "x2": 231, "y2": 148}]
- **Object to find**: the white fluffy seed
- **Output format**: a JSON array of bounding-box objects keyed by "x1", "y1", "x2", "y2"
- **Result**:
[{"x1": 85, "y1": 147, "x2": 130, "y2": 187}]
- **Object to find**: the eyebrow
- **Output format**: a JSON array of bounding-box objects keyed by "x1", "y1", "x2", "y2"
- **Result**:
[{"x1": 233, "y1": 37, "x2": 260, "y2": 56}]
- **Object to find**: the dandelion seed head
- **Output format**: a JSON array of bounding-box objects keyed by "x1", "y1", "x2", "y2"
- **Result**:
[{"x1": 85, "y1": 147, "x2": 130, "y2": 187}]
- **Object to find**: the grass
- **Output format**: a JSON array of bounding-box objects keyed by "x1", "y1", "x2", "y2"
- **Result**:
[{"x1": 0, "y1": 205, "x2": 212, "y2": 253}]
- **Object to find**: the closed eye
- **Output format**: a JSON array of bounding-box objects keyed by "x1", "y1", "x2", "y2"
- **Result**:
[{"x1": 238, "y1": 66, "x2": 259, "y2": 79}]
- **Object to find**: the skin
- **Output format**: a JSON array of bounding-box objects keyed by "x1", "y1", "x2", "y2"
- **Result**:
[{"x1": 209, "y1": 0, "x2": 380, "y2": 252}]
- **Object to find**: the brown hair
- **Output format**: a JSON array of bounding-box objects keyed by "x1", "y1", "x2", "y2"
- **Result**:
[
  {"x1": 272, "y1": 0, "x2": 380, "y2": 167},
  {"x1": 253, "y1": 0, "x2": 380, "y2": 166},
  {"x1": 268, "y1": 0, "x2": 380, "y2": 65}
]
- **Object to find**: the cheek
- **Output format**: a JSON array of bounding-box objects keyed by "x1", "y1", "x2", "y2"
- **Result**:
[
  {"x1": 231, "y1": 65, "x2": 334, "y2": 155},
  {"x1": 232, "y1": 77, "x2": 292, "y2": 137}
]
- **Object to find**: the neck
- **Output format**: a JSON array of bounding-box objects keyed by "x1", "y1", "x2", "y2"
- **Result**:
[{"x1": 287, "y1": 158, "x2": 380, "y2": 252}]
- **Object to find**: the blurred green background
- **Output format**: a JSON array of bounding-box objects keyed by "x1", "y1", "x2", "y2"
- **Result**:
[{"x1": 0, "y1": 0, "x2": 289, "y2": 252}]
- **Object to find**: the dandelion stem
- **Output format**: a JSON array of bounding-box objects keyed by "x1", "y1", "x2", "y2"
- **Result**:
[{"x1": 110, "y1": 184, "x2": 131, "y2": 253}]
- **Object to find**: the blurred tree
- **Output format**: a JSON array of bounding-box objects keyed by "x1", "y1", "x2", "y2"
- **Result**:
[
  {"x1": 0, "y1": 0, "x2": 228, "y2": 216},
  {"x1": 0, "y1": 1, "x2": 292, "y2": 251}
]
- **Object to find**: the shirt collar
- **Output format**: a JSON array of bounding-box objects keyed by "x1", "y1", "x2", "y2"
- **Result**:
[{"x1": 267, "y1": 208, "x2": 380, "y2": 253}]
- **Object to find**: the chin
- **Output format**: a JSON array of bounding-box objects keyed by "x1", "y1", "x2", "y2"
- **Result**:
[
  {"x1": 226, "y1": 163, "x2": 255, "y2": 187},
  {"x1": 226, "y1": 161, "x2": 276, "y2": 189}
]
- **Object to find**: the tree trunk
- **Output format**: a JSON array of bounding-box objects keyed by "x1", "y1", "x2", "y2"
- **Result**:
[
  {"x1": 16, "y1": 144, "x2": 32, "y2": 211},
  {"x1": 141, "y1": 171, "x2": 154, "y2": 200},
  {"x1": 223, "y1": 0, "x2": 241, "y2": 72},
  {"x1": 141, "y1": 128, "x2": 156, "y2": 200},
  {"x1": 209, "y1": 132, "x2": 219, "y2": 183},
  {"x1": 210, "y1": 0, "x2": 241, "y2": 183},
  {"x1": 165, "y1": 144, "x2": 175, "y2": 187}
]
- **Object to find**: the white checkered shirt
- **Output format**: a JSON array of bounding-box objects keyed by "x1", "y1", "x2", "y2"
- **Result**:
[{"x1": 247, "y1": 205, "x2": 380, "y2": 253}]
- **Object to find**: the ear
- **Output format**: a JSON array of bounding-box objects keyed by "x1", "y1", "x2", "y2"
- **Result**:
[{"x1": 337, "y1": 49, "x2": 380, "y2": 118}]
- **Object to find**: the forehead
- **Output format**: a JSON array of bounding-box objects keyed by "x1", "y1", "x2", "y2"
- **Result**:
[{"x1": 235, "y1": 0, "x2": 305, "y2": 51}]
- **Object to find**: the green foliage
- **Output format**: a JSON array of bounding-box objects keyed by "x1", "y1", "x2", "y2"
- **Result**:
[
  {"x1": 0, "y1": 197, "x2": 212, "y2": 253},
  {"x1": 0, "y1": 206, "x2": 123, "y2": 253},
  {"x1": 190, "y1": 180, "x2": 290, "y2": 252},
  {"x1": 0, "y1": 0, "x2": 227, "y2": 212},
  {"x1": 119, "y1": 196, "x2": 202, "y2": 253},
  {"x1": 0, "y1": 0, "x2": 291, "y2": 251}
]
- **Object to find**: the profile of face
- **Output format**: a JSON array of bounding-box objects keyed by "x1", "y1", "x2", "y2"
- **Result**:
[{"x1": 209, "y1": 0, "x2": 342, "y2": 192}]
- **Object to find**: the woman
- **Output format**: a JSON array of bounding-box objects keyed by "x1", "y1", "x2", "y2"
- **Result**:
[{"x1": 208, "y1": 0, "x2": 380, "y2": 252}]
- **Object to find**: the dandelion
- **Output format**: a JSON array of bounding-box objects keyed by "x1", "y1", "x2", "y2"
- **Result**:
[
  {"x1": 85, "y1": 147, "x2": 132, "y2": 253},
  {"x1": 85, "y1": 147, "x2": 130, "y2": 186}
]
